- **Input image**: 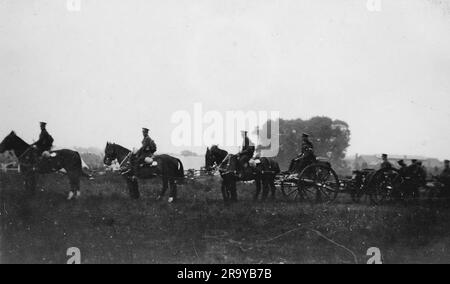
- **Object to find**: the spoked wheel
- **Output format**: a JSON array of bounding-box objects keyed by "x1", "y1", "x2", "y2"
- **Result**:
[
  {"x1": 297, "y1": 164, "x2": 340, "y2": 204},
  {"x1": 368, "y1": 168, "x2": 403, "y2": 205},
  {"x1": 280, "y1": 176, "x2": 302, "y2": 201}
]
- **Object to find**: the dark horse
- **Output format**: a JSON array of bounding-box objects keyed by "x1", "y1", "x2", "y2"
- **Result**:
[
  {"x1": 205, "y1": 145, "x2": 280, "y2": 203},
  {"x1": 103, "y1": 142, "x2": 184, "y2": 202},
  {"x1": 0, "y1": 131, "x2": 91, "y2": 199}
]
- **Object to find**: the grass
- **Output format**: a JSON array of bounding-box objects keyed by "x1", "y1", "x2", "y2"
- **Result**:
[{"x1": 1, "y1": 172, "x2": 450, "y2": 264}]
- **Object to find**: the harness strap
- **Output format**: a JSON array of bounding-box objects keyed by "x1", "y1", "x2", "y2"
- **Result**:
[
  {"x1": 119, "y1": 152, "x2": 132, "y2": 168},
  {"x1": 17, "y1": 146, "x2": 34, "y2": 161}
]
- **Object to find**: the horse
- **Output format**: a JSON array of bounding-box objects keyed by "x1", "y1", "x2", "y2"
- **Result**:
[
  {"x1": 0, "y1": 131, "x2": 91, "y2": 200},
  {"x1": 103, "y1": 142, "x2": 184, "y2": 202},
  {"x1": 205, "y1": 145, "x2": 280, "y2": 203}
]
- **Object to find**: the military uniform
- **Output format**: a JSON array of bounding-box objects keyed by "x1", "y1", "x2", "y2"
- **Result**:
[
  {"x1": 289, "y1": 133, "x2": 315, "y2": 173},
  {"x1": 135, "y1": 133, "x2": 157, "y2": 166},
  {"x1": 238, "y1": 132, "x2": 255, "y2": 168},
  {"x1": 140, "y1": 135, "x2": 157, "y2": 157},
  {"x1": 441, "y1": 161, "x2": 450, "y2": 180},
  {"x1": 127, "y1": 128, "x2": 157, "y2": 177},
  {"x1": 406, "y1": 160, "x2": 426, "y2": 185},
  {"x1": 300, "y1": 138, "x2": 314, "y2": 154},
  {"x1": 442, "y1": 161, "x2": 450, "y2": 173},
  {"x1": 380, "y1": 154, "x2": 392, "y2": 170},
  {"x1": 397, "y1": 160, "x2": 408, "y2": 176},
  {"x1": 33, "y1": 123, "x2": 54, "y2": 155}
]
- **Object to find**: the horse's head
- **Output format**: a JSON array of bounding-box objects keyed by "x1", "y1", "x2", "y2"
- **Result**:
[
  {"x1": 205, "y1": 147, "x2": 214, "y2": 170},
  {"x1": 104, "y1": 142, "x2": 117, "y2": 166},
  {"x1": 0, "y1": 131, "x2": 19, "y2": 153},
  {"x1": 205, "y1": 145, "x2": 228, "y2": 170}
]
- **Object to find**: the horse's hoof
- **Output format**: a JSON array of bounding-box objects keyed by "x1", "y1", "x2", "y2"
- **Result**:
[
  {"x1": 76, "y1": 191, "x2": 81, "y2": 198},
  {"x1": 168, "y1": 197, "x2": 174, "y2": 203}
]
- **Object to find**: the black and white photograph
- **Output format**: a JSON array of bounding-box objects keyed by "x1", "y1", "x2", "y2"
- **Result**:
[{"x1": 1, "y1": 0, "x2": 450, "y2": 267}]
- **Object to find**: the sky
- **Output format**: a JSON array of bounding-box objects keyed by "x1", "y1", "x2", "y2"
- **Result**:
[{"x1": 0, "y1": 0, "x2": 449, "y2": 159}]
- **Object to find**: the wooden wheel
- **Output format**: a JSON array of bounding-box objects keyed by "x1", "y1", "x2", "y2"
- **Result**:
[{"x1": 297, "y1": 163, "x2": 340, "y2": 204}]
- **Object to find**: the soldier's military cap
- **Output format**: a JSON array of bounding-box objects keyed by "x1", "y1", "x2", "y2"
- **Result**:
[
  {"x1": 382, "y1": 153, "x2": 388, "y2": 158},
  {"x1": 397, "y1": 160, "x2": 405, "y2": 165},
  {"x1": 302, "y1": 133, "x2": 310, "y2": 138},
  {"x1": 142, "y1": 127, "x2": 149, "y2": 132},
  {"x1": 411, "y1": 159, "x2": 418, "y2": 163},
  {"x1": 40, "y1": 122, "x2": 47, "y2": 126}
]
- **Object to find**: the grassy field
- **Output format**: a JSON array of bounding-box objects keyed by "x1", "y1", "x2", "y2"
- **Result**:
[{"x1": 1, "y1": 171, "x2": 450, "y2": 264}]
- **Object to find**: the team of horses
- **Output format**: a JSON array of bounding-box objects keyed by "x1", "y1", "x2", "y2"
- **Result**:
[{"x1": 0, "y1": 131, "x2": 281, "y2": 203}]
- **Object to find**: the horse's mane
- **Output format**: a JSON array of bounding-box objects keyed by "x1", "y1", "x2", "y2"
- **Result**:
[
  {"x1": 211, "y1": 145, "x2": 227, "y2": 155},
  {"x1": 8, "y1": 131, "x2": 30, "y2": 147},
  {"x1": 107, "y1": 142, "x2": 130, "y2": 152}
]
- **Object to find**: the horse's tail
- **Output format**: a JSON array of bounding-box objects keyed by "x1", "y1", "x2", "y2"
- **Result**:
[
  {"x1": 176, "y1": 158, "x2": 184, "y2": 178},
  {"x1": 175, "y1": 158, "x2": 185, "y2": 183},
  {"x1": 74, "y1": 151, "x2": 94, "y2": 180}
]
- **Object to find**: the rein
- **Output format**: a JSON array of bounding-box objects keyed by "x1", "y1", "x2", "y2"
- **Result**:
[
  {"x1": 119, "y1": 151, "x2": 132, "y2": 168},
  {"x1": 17, "y1": 146, "x2": 35, "y2": 162}
]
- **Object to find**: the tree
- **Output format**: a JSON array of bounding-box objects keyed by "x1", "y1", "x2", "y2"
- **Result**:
[{"x1": 257, "y1": 116, "x2": 351, "y2": 172}]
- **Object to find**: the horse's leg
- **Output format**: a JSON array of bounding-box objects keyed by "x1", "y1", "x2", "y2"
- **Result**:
[
  {"x1": 75, "y1": 171, "x2": 82, "y2": 198},
  {"x1": 270, "y1": 177, "x2": 276, "y2": 200},
  {"x1": 230, "y1": 178, "x2": 238, "y2": 202},
  {"x1": 168, "y1": 178, "x2": 177, "y2": 203},
  {"x1": 67, "y1": 172, "x2": 80, "y2": 200},
  {"x1": 157, "y1": 176, "x2": 169, "y2": 201},
  {"x1": 126, "y1": 177, "x2": 140, "y2": 199},
  {"x1": 24, "y1": 172, "x2": 37, "y2": 195},
  {"x1": 254, "y1": 176, "x2": 261, "y2": 201},
  {"x1": 262, "y1": 177, "x2": 270, "y2": 201},
  {"x1": 221, "y1": 180, "x2": 230, "y2": 204}
]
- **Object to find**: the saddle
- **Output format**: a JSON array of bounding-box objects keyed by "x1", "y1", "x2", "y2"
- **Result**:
[
  {"x1": 141, "y1": 156, "x2": 158, "y2": 167},
  {"x1": 248, "y1": 158, "x2": 261, "y2": 168},
  {"x1": 41, "y1": 151, "x2": 57, "y2": 158},
  {"x1": 219, "y1": 155, "x2": 260, "y2": 179}
]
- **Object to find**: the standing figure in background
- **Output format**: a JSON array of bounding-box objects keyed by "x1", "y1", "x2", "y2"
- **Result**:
[
  {"x1": 380, "y1": 154, "x2": 392, "y2": 170},
  {"x1": 439, "y1": 160, "x2": 450, "y2": 189}
]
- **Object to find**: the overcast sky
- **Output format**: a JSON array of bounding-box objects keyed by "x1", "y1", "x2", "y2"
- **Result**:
[{"x1": 1, "y1": 0, "x2": 449, "y2": 159}]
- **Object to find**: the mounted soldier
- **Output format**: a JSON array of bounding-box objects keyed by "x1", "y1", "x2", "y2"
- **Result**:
[
  {"x1": 32, "y1": 122, "x2": 54, "y2": 157},
  {"x1": 406, "y1": 159, "x2": 427, "y2": 187},
  {"x1": 289, "y1": 133, "x2": 315, "y2": 173},
  {"x1": 442, "y1": 160, "x2": 450, "y2": 177},
  {"x1": 380, "y1": 154, "x2": 392, "y2": 170},
  {"x1": 126, "y1": 128, "x2": 157, "y2": 177},
  {"x1": 237, "y1": 130, "x2": 255, "y2": 171},
  {"x1": 439, "y1": 160, "x2": 450, "y2": 185},
  {"x1": 397, "y1": 159, "x2": 408, "y2": 175}
]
